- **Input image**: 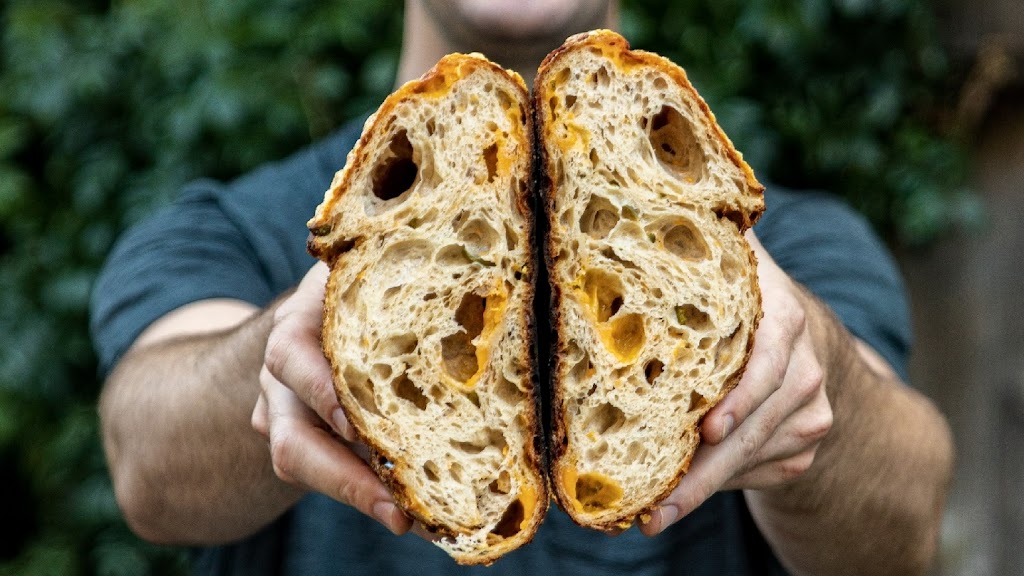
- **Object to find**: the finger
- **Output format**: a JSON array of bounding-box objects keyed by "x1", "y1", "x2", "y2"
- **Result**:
[
  {"x1": 265, "y1": 266, "x2": 352, "y2": 439},
  {"x1": 644, "y1": 347, "x2": 817, "y2": 535},
  {"x1": 264, "y1": 376, "x2": 412, "y2": 535},
  {"x1": 638, "y1": 440, "x2": 737, "y2": 536},
  {"x1": 723, "y1": 383, "x2": 831, "y2": 490},
  {"x1": 731, "y1": 450, "x2": 819, "y2": 489},
  {"x1": 701, "y1": 313, "x2": 793, "y2": 445},
  {"x1": 252, "y1": 388, "x2": 269, "y2": 439}
]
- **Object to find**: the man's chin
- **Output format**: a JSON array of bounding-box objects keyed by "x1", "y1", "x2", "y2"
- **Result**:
[{"x1": 426, "y1": 0, "x2": 612, "y2": 56}]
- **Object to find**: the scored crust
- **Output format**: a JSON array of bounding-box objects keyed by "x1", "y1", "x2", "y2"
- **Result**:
[
  {"x1": 534, "y1": 30, "x2": 765, "y2": 530},
  {"x1": 308, "y1": 53, "x2": 547, "y2": 565}
]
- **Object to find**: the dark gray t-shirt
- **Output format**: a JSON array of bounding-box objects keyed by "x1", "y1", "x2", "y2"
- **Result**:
[{"x1": 90, "y1": 116, "x2": 911, "y2": 576}]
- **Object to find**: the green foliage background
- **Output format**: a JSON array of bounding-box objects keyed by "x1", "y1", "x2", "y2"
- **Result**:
[{"x1": 0, "y1": 0, "x2": 969, "y2": 574}]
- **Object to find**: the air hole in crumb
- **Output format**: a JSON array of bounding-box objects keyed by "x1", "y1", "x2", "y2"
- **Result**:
[
  {"x1": 688, "y1": 390, "x2": 709, "y2": 412},
  {"x1": 610, "y1": 296, "x2": 623, "y2": 317},
  {"x1": 494, "y1": 375, "x2": 524, "y2": 404},
  {"x1": 380, "y1": 333, "x2": 419, "y2": 357},
  {"x1": 608, "y1": 313, "x2": 645, "y2": 360},
  {"x1": 450, "y1": 462, "x2": 464, "y2": 483},
  {"x1": 714, "y1": 207, "x2": 747, "y2": 229},
  {"x1": 663, "y1": 219, "x2": 710, "y2": 261},
  {"x1": 581, "y1": 269, "x2": 625, "y2": 323},
  {"x1": 483, "y1": 143, "x2": 499, "y2": 182},
  {"x1": 371, "y1": 363, "x2": 393, "y2": 382},
  {"x1": 423, "y1": 460, "x2": 441, "y2": 482},
  {"x1": 714, "y1": 324, "x2": 743, "y2": 369},
  {"x1": 423, "y1": 292, "x2": 438, "y2": 301},
  {"x1": 584, "y1": 402, "x2": 625, "y2": 434},
  {"x1": 371, "y1": 129, "x2": 418, "y2": 201},
  {"x1": 344, "y1": 367, "x2": 381, "y2": 417},
  {"x1": 676, "y1": 304, "x2": 712, "y2": 332},
  {"x1": 644, "y1": 359, "x2": 664, "y2": 384},
  {"x1": 565, "y1": 94, "x2": 577, "y2": 108},
  {"x1": 393, "y1": 373, "x2": 428, "y2": 410},
  {"x1": 441, "y1": 293, "x2": 485, "y2": 382},
  {"x1": 489, "y1": 470, "x2": 512, "y2": 494},
  {"x1": 436, "y1": 244, "x2": 471, "y2": 267},
  {"x1": 504, "y1": 222, "x2": 519, "y2": 251},
  {"x1": 720, "y1": 252, "x2": 743, "y2": 283},
  {"x1": 625, "y1": 441, "x2": 648, "y2": 464},
  {"x1": 574, "y1": 472, "x2": 623, "y2": 513},
  {"x1": 458, "y1": 219, "x2": 499, "y2": 257},
  {"x1": 569, "y1": 353, "x2": 594, "y2": 384},
  {"x1": 649, "y1": 105, "x2": 707, "y2": 183},
  {"x1": 578, "y1": 195, "x2": 619, "y2": 240},
  {"x1": 497, "y1": 90, "x2": 515, "y2": 111},
  {"x1": 492, "y1": 499, "x2": 525, "y2": 538}
]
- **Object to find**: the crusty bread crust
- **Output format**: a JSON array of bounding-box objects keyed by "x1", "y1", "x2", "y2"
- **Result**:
[
  {"x1": 308, "y1": 53, "x2": 547, "y2": 565},
  {"x1": 534, "y1": 30, "x2": 764, "y2": 530}
]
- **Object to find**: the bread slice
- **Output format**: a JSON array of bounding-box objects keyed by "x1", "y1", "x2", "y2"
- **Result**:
[
  {"x1": 307, "y1": 53, "x2": 547, "y2": 564},
  {"x1": 534, "y1": 30, "x2": 765, "y2": 530}
]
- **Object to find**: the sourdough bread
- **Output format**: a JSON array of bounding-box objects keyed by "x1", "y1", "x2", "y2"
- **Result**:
[
  {"x1": 308, "y1": 53, "x2": 547, "y2": 565},
  {"x1": 534, "y1": 30, "x2": 765, "y2": 530}
]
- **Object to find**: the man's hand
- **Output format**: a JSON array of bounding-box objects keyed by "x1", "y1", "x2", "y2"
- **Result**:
[
  {"x1": 640, "y1": 230, "x2": 834, "y2": 535},
  {"x1": 250, "y1": 262, "x2": 412, "y2": 535}
]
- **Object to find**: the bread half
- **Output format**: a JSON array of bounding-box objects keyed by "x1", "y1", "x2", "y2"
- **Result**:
[
  {"x1": 534, "y1": 30, "x2": 765, "y2": 530},
  {"x1": 308, "y1": 53, "x2": 547, "y2": 564}
]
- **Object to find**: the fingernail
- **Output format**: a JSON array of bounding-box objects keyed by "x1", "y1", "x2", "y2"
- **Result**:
[
  {"x1": 373, "y1": 501, "x2": 400, "y2": 534},
  {"x1": 332, "y1": 408, "x2": 354, "y2": 442},
  {"x1": 720, "y1": 414, "x2": 735, "y2": 441},
  {"x1": 658, "y1": 505, "x2": 679, "y2": 531}
]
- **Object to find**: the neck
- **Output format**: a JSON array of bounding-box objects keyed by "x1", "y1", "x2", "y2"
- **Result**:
[{"x1": 396, "y1": 1, "x2": 619, "y2": 89}]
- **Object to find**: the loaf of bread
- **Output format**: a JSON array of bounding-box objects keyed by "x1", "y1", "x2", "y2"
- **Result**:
[
  {"x1": 534, "y1": 30, "x2": 765, "y2": 530},
  {"x1": 307, "y1": 53, "x2": 547, "y2": 565}
]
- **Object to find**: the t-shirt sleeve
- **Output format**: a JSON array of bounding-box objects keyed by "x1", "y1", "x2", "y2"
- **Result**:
[
  {"x1": 89, "y1": 181, "x2": 278, "y2": 377},
  {"x1": 754, "y1": 187, "x2": 913, "y2": 382}
]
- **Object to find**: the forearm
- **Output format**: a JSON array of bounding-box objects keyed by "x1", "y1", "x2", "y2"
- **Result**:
[
  {"x1": 745, "y1": 290, "x2": 954, "y2": 576},
  {"x1": 99, "y1": 301, "x2": 302, "y2": 544}
]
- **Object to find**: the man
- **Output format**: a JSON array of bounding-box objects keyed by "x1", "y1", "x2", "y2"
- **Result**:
[{"x1": 91, "y1": 1, "x2": 954, "y2": 574}]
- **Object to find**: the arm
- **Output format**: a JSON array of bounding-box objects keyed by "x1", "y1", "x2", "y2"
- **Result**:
[
  {"x1": 743, "y1": 300, "x2": 953, "y2": 576},
  {"x1": 99, "y1": 263, "x2": 410, "y2": 545},
  {"x1": 640, "y1": 232, "x2": 954, "y2": 576},
  {"x1": 99, "y1": 297, "x2": 298, "y2": 544}
]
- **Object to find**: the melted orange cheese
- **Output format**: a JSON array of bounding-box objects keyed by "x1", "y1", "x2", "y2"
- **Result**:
[
  {"x1": 561, "y1": 465, "x2": 623, "y2": 514},
  {"x1": 516, "y1": 481, "x2": 538, "y2": 531},
  {"x1": 463, "y1": 285, "x2": 508, "y2": 389}
]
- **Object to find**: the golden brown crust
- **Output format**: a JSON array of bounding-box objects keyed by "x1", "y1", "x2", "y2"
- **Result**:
[{"x1": 535, "y1": 29, "x2": 764, "y2": 530}]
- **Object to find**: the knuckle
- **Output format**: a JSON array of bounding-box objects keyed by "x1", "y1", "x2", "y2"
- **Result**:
[
  {"x1": 786, "y1": 297, "x2": 807, "y2": 335},
  {"x1": 251, "y1": 410, "x2": 268, "y2": 439},
  {"x1": 269, "y1": 429, "x2": 299, "y2": 481},
  {"x1": 796, "y1": 361, "x2": 825, "y2": 400},
  {"x1": 264, "y1": 331, "x2": 291, "y2": 379},
  {"x1": 736, "y1": 429, "x2": 763, "y2": 465},
  {"x1": 805, "y1": 406, "x2": 834, "y2": 442},
  {"x1": 333, "y1": 476, "x2": 363, "y2": 510},
  {"x1": 777, "y1": 452, "x2": 814, "y2": 482}
]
